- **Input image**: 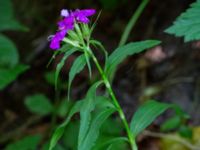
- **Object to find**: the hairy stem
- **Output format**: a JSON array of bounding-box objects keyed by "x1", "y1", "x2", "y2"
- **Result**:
[
  {"x1": 87, "y1": 47, "x2": 137, "y2": 150},
  {"x1": 119, "y1": 0, "x2": 149, "y2": 46}
]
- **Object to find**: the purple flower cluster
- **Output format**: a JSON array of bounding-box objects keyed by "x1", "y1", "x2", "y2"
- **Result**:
[{"x1": 50, "y1": 9, "x2": 96, "y2": 50}]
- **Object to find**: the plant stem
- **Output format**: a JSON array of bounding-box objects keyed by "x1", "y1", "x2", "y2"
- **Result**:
[
  {"x1": 50, "y1": 90, "x2": 60, "y2": 133},
  {"x1": 143, "y1": 130, "x2": 200, "y2": 150},
  {"x1": 87, "y1": 47, "x2": 136, "y2": 150},
  {"x1": 119, "y1": 0, "x2": 149, "y2": 46}
]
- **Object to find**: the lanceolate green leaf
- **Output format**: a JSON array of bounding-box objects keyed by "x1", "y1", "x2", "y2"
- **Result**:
[
  {"x1": 0, "y1": 34, "x2": 19, "y2": 68},
  {"x1": 165, "y1": 0, "x2": 200, "y2": 42},
  {"x1": 78, "y1": 81, "x2": 103, "y2": 149},
  {"x1": 0, "y1": 64, "x2": 29, "y2": 90},
  {"x1": 55, "y1": 48, "x2": 76, "y2": 90},
  {"x1": 90, "y1": 40, "x2": 108, "y2": 68},
  {"x1": 105, "y1": 40, "x2": 161, "y2": 80},
  {"x1": 79, "y1": 108, "x2": 116, "y2": 150},
  {"x1": 49, "y1": 100, "x2": 84, "y2": 150},
  {"x1": 130, "y1": 100, "x2": 172, "y2": 137},
  {"x1": 68, "y1": 54, "x2": 87, "y2": 99},
  {"x1": 84, "y1": 50, "x2": 92, "y2": 78},
  {"x1": 94, "y1": 137, "x2": 128, "y2": 150}
]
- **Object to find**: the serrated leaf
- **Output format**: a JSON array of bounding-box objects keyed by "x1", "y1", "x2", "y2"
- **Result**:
[
  {"x1": 161, "y1": 116, "x2": 181, "y2": 132},
  {"x1": 55, "y1": 48, "x2": 76, "y2": 90},
  {"x1": 130, "y1": 100, "x2": 172, "y2": 137},
  {"x1": 5, "y1": 135, "x2": 41, "y2": 150},
  {"x1": 0, "y1": 34, "x2": 19, "y2": 68},
  {"x1": 25, "y1": 94, "x2": 53, "y2": 116},
  {"x1": 68, "y1": 54, "x2": 87, "y2": 99},
  {"x1": 105, "y1": 40, "x2": 161, "y2": 80},
  {"x1": 0, "y1": 0, "x2": 27, "y2": 31},
  {"x1": 165, "y1": 0, "x2": 200, "y2": 42},
  {"x1": 0, "y1": 64, "x2": 29, "y2": 90},
  {"x1": 78, "y1": 81, "x2": 103, "y2": 149},
  {"x1": 49, "y1": 100, "x2": 84, "y2": 150},
  {"x1": 79, "y1": 108, "x2": 116, "y2": 150}
]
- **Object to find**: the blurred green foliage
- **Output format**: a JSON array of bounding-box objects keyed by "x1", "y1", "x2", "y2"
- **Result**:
[{"x1": 0, "y1": 0, "x2": 29, "y2": 90}]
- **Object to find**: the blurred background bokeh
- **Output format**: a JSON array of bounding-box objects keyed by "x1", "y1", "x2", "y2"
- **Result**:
[{"x1": 1, "y1": 0, "x2": 200, "y2": 149}]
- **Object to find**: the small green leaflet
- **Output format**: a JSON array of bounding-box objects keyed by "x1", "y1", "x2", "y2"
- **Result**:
[
  {"x1": 105, "y1": 40, "x2": 161, "y2": 80},
  {"x1": 25, "y1": 94, "x2": 53, "y2": 116},
  {"x1": 0, "y1": 34, "x2": 19, "y2": 68},
  {"x1": 0, "y1": 64, "x2": 29, "y2": 90},
  {"x1": 55, "y1": 48, "x2": 76, "y2": 90},
  {"x1": 49, "y1": 100, "x2": 84, "y2": 150},
  {"x1": 79, "y1": 108, "x2": 116, "y2": 150},
  {"x1": 165, "y1": 0, "x2": 200, "y2": 42},
  {"x1": 78, "y1": 81, "x2": 103, "y2": 149},
  {"x1": 130, "y1": 100, "x2": 172, "y2": 137},
  {"x1": 68, "y1": 54, "x2": 87, "y2": 100},
  {"x1": 161, "y1": 116, "x2": 181, "y2": 132}
]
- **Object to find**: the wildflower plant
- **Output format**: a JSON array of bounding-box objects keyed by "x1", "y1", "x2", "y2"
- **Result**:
[{"x1": 48, "y1": 8, "x2": 188, "y2": 150}]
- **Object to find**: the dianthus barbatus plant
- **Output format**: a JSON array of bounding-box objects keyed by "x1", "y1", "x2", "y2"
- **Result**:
[{"x1": 48, "y1": 8, "x2": 182, "y2": 150}]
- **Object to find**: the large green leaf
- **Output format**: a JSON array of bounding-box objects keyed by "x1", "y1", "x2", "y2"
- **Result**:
[
  {"x1": 79, "y1": 108, "x2": 116, "y2": 150},
  {"x1": 0, "y1": 34, "x2": 19, "y2": 68},
  {"x1": 0, "y1": 64, "x2": 29, "y2": 90},
  {"x1": 165, "y1": 0, "x2": 200, "y2": 42},
  {"x1": 78, "y1": 81, "x2": 103, "y2": 149},
  {"x1": 49, "y1": 100, "x2": 84, "y2": 150},
  {"x1": 25, "y1": 94, "x2": 53, "y2": 116},
  {"x1": 130, "y1": 100, "x2": 172, "y2": 137},
  {"x1": 5, "y1": 135, "x2": 41, "y2": 150},
  {"x1": 0, "y1": 0, "x2": 27, "y2": 31},
  {"x1": 105, "y1": 40, "x2": 161, "y2": 80},
  {"x1": 68, "y1": 54, "x2": 87, "y2": 99}
]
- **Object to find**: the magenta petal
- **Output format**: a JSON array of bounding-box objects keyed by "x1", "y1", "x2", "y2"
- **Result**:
[
  {"x1": 81, "y1": 9, "x2": 96, "y2": 16},
  {"x1": 50, "y1": 38, "x2": 60, "y2": 50},
  {"x1": 58, "y1": 30, "x2": 67, "y2": 39},
  {"x1": 58, "y1": 20, "x2": 65, "y2": 29},
  {"x1": 76, "y1": 14, "x2": 89, "y2": 23},
  {"x1": 63, "y1": 16, "x2": 74, "y2": 24},
  {"x1": 58, "y1": 16, "x2": 74, "y2": 31}
]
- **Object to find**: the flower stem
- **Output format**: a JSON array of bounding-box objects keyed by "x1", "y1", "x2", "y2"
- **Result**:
[
  {"x1": 119, "y1": 0, "x2": 149, "y2": 46},
  {"x1": 87, "y1": 47, "x2": 137, "y2": 150}
]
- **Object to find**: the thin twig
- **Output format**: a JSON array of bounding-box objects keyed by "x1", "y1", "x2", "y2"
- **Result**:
[
  {"x1": 142, "y1": 130, "x2": 200, "y2": 150},
  {"x1": 0, "y1": 116, "x2": 41, "y2": 143}
]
